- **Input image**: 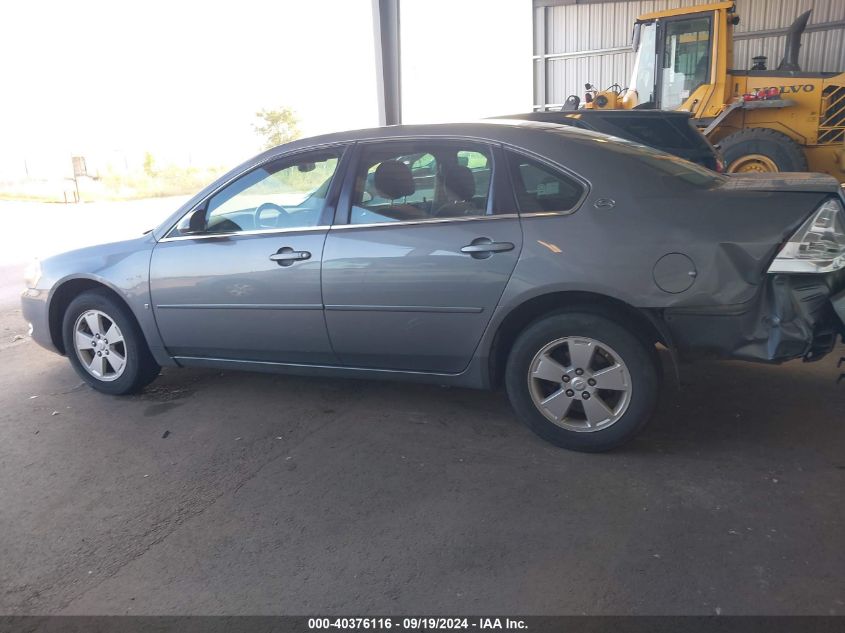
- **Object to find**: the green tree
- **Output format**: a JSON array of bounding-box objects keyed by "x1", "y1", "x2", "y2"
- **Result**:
[
  {"x1": 143, "y1": 151, "x2": 156, "y2": 177},
  {"x1": 253, "y1": 106, "x2": 301, "y2": 149}
]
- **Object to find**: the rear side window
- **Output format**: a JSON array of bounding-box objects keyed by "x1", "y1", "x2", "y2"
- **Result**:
[
  {"x1": 349, "y1": 141, "x2": 493, "y2": 224},
  {"x1": 506, "y1": 151, "x2": 585, "y2": 214}
]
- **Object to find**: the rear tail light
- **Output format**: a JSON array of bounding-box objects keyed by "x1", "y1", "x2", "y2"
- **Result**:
[{"x1": 768, "y1": 198, "x2": 845, "y2": 273}]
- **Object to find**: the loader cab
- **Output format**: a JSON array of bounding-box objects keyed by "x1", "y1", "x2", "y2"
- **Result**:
[
  {"x1": 625, "y1": 2, "x2": 734, "y2": 119},
  {"x1": 629, "y1": 15, "x2": 713, "y2": 110}
]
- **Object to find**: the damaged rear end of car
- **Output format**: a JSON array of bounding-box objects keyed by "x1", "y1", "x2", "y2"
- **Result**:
[{"x1": 664, "y1": 173, "x2": 845, "y2": 367}]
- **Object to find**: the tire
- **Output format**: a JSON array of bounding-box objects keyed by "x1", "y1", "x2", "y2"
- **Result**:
[
  {"x1": 505, "y1": 312, "x2": 659, "y2": 452},
  {"x1": 719, "y1": 128, "x2": 808, "y2": 173},
  {"x1": 62, "y1": 289, "x2": 160, "y2": 395}
]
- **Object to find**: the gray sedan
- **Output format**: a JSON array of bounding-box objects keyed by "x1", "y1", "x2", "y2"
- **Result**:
[{"x1": 21, "y1": 121, "x2": 845, "y2": 451}]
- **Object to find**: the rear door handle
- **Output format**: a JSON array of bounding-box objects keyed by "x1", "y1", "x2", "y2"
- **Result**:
[
  {"x1": 461, "y1": 238, "x2": 515, "y2": 259},
  {"x1": 269, "y1": 247, "x2": 311, "y2": 267}
]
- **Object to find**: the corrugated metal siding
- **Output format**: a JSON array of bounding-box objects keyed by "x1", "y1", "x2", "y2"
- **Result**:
[
  {"x1": 733, "y1": 0, "x2": 845, "y2": 72},
  {"x1": 734, "y1": 30, "x2": 845, "y2": 73},
  {"x1": 534, "y1": 0, "x2": 845, "y2": 108}
]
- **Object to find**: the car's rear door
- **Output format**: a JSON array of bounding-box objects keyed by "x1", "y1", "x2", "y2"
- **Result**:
[
  {"x1": 321, "y1": 139, "x2": 523, "y2": 373},
  {"x1": 149, "y1": 145, "x2": 348, "y2": 364}
]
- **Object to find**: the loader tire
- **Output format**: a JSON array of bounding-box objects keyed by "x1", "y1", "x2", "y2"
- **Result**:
[{"x1": 720, "y1": 128, "x2": 808, "y2": 173}]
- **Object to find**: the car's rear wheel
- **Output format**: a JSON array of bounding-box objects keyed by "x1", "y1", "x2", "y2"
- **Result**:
[
  {"x1": 505, "y1": 312, "x2": 659, "y2": 452},
  {"x1": 62, "y1": 290, "x2": 160, "y2": 395}
]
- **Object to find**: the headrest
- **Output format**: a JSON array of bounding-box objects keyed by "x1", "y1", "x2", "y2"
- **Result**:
[
  {"x1": 374, "y1": 160, "x2": 415, "y2": 199},
  {"x1": 442, "y1": 164, "x2": 475, "y2": 201}
]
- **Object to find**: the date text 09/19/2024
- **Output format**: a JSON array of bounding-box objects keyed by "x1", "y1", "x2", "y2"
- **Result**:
[{"x1": 307, "y1": 617, "x2": 528, "y2": 630}]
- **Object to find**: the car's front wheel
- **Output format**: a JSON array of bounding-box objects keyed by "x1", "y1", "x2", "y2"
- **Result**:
[
  {"x1": 505, "y1": 312, "x2": 659, "y2": 452},
  {"x1": 62, "y1": 290, "x2": 160, "y2": 395}
]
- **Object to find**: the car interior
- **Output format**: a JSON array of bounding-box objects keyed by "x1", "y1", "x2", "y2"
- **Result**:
[{"x1": 350, "y1": 146, "x2": 492, "y2": 224}]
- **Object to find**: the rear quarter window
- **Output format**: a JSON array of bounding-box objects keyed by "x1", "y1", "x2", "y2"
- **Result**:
[{"x1": 506, "y1": 150, "x2": 586, "y2": 214}]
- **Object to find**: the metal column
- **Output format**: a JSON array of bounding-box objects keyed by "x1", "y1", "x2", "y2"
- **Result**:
[{"x1": 372, "y1": 0, "x2": 402, "y2": 125}]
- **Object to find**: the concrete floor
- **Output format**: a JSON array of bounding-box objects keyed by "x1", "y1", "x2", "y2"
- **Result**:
[{"x1": 1, "y1": 269, "x2": 844, "y2": 616}]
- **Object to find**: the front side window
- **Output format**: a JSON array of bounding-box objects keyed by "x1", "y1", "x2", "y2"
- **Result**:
[
  {"x1": 349, "y1": 142, "x2": 493, "y2": 224},
  {"x1": 506, "y1": 151, "x2": 585, "y2": 214},
  {"x1": 172, "y1": 149, "x2": 341, "y2": 236},
  {"x1": 659, "y1": 16, "x2": 712, "y2": 109}
]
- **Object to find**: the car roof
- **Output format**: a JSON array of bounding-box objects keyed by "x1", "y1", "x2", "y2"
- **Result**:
[{"x1": 268, "y1": 119, "x2": 565, "y2": 150}]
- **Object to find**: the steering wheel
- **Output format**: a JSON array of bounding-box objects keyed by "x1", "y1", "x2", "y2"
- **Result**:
[{"x1": 254, "y1": 202, "x2": 290, "y2": 229}]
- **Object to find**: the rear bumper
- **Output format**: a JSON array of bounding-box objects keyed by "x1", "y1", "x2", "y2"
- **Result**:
[
  {"x1": 664, "y1": 271, "x2": 845, "y2": 363},
  {"x1": 21, "y1": 289, "x2": 60, "y2": 354}
]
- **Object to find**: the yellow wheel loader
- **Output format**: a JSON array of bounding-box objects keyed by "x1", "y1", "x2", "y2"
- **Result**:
[{"x1": 582, "y1": 1, "x2": 845, "y2": 179}]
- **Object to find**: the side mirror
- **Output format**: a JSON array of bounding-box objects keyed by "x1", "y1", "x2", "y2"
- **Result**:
[
  {"x1": 631, "y1": 23, "x2": 641, "y2": 52},
  {"x1": 184, "y1": 207, "x2": 207, "y2": 234}
]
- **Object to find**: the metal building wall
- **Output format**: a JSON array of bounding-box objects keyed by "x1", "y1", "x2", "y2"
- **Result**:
[{"x1": 533, "y1": 0, "x2": 845, "y2": 109}]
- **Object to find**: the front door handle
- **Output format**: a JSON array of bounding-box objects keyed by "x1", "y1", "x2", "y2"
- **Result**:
[
  {"x1": 461, "y1": 238, "x2": 515, "y2": 259},
  {"x1": 269, "y1": 247, "x2": 311, "y2": 267}
]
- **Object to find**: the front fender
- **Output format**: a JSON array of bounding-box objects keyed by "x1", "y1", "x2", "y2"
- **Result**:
[{"x1": 38, "y1": 235, "x2": 176, "y2": 367}]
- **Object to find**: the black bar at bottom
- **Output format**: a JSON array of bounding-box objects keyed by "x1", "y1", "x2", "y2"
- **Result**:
[{"x1": 1, "y1": 616, "x2": 844, "y2": 633}]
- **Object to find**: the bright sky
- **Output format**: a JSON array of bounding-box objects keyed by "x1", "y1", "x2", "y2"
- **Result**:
[{"x1": 0, "y1": 0, "x2": 531, "y2": 176}]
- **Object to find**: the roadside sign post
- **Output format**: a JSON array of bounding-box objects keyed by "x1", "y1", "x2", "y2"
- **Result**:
[{"x1": 71, "y1": 155, "x2": 87, "y2": 203}]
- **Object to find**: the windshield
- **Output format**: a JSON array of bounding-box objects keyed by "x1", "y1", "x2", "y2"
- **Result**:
[
  {"x1": 629, "y1": 22, "x2": 657, "y2": 107},
  {"x1": 545, "y1": 126, "x2": 726, "y2": 188},
  {"x1": 659, "y1": 16, "x2": 712, "y2": 109},
  {"x1": 620, "y1": 141, "x2": 724, "y2": 186}
]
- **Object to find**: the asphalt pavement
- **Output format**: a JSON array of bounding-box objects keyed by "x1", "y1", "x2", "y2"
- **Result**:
[{"x1": 0, "y1": 202, "x2": 843, "y2": 615}]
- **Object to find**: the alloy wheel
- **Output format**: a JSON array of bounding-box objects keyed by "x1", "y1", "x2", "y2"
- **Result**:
[
  {"x1": 527, "y1": 336, "x2": 632, "y2": 432},
  {"x1": 73, "y1": 310, "x2": 127, "y2": 382}
]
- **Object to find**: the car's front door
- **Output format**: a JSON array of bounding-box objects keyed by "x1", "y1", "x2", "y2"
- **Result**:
[
  {"x1": 321, "y1": 139, "x2": 522, "y2": 373},
  {"x1": 149, "y1": 146, "x2": 346, "y2": 364}
]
